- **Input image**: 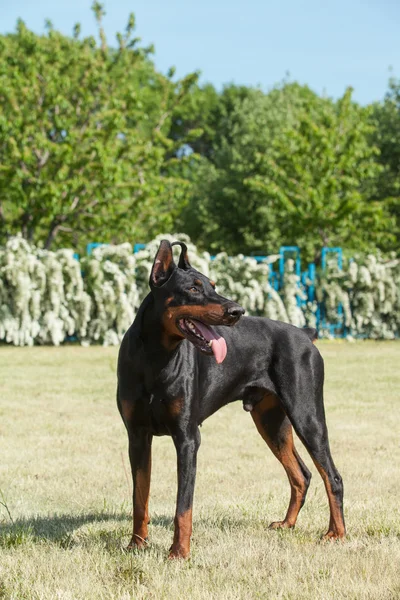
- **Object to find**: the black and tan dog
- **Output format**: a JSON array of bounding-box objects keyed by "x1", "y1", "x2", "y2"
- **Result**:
[{"x1": 117, "y1": 240, "x2": 345, "y2": 558}]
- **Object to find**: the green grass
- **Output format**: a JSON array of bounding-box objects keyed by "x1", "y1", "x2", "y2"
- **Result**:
[{"x1": 0, "y1": 341, "x2": 400, "y2": 599}]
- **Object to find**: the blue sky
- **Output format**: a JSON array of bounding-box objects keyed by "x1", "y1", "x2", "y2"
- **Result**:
[{"x1": 2, "y1": 0, "x2": 399, "y2": 104}]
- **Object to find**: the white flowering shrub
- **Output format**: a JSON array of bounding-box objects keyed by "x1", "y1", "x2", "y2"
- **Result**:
[
  {"x1": 345, "y1": 253, "x2": 400, "y2": 339},
  {"x1": 0, "y1": 236, "x2": 91, "y2": 346},
  {"x1": 81, "y1": 243, "x2": 139, "y2": 346},
  {"x1": 316, "y1": 253, "x2": 400, "y2": 339},
  {"x1": 279, "y1": 258, "x2": 307, "y2": 328},
  {"x1": 0, "y1": 235, "x2": 398, "y2": 346},
  {"x1": 316, "y1": 258, "x2": 352, "y2": 339},
  {"x1": 209, "y1": 253, "x2": 289, "y2": 321}
]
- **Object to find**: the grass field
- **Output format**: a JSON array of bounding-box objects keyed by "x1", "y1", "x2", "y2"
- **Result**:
[{"x1": 0, "y1": 342, "x2": 400, "y2": 600}]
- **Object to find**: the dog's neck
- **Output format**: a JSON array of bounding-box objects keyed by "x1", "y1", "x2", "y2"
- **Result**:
[{"x1": 140, "y1": 293, "x2": 183, "y2": 358}]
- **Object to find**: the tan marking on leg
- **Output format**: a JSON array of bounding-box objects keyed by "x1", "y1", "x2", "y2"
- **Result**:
[
  {"x1": 313, "y1": 463, "x2": 346, "y2": 540},
  {"x1": 168, "y1": 508, "x2": 193, "y2": 559},
  {"x1": 268, "y1": 441, "x2": 309, "y2": 529},
  {"x1": 167, "y1": 397, "x2": 184, "y2": 418},
  {"x1": 252, "y1": 394, "x2": 309, "y2": 529},
  {"x1": 128, "y1": 464, "x2": 151, "y2": 550},
  {"x1": 252, "y1": 393, "x2": 279, "y2": 416},
  {"x1": 120, "y1": 398, "x2": 135, "y2": 423}
]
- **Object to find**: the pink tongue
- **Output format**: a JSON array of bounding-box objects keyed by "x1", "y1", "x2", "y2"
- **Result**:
[
  {"x1": 210, "y1": 337, "x2": 228, "y2": 364},
  {"x1": 191, "y1": 320, "x2": 228, "y2": 364}
]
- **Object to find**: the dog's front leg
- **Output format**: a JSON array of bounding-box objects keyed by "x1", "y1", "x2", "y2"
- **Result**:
[
  {"x1": 169, "y1": 427, "x2": 201, "y2": 559},
  {"x1": 126, "y1": 427, "x2": 153, "y2": 550}
]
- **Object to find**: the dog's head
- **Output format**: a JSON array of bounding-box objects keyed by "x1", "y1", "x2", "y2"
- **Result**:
[{"x1": 149, "y1": 240, "x2": 244, "y2": 363}]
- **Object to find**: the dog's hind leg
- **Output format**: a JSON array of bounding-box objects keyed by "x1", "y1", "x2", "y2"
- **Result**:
[
  {"x1": 251, "y1": 394, "x2": 312, "y2": 529},
  {"x1": 126, "y1": 427, "x2": 153, "y2": 550},
  {"x1": 274, "y1": 353, "x2": 346, "y2": 540},
  {"x1": 289, "y1": 404, "x2": 345, "y2": 540}
]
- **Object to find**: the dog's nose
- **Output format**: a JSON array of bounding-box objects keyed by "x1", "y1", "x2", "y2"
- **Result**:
[{"x1": 227, "y1": 306, "x2": 245, "y2": 318}]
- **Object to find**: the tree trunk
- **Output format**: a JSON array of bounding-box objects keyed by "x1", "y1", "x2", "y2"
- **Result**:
[{"x1": 44, "y1": 221, "x2": 61, "y2": 249}]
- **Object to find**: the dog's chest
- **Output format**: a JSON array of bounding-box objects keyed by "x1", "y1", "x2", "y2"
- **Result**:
[
  {"x1": 143, "y1": 348, "x2": 193, "y2": 399},
  {"x1": 144, "y1": 366, "x2": 184, "y2": 399},
  {"x1": 141, "y1": 353, "x2": 196, "y2": 434}
]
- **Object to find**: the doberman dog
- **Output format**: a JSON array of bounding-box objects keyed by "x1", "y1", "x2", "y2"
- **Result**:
[{"x1": 117, "y1": 240, "x2": 345, "y2": 559}]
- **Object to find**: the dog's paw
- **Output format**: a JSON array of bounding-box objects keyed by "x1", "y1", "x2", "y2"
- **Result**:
[
  {"x1": 168, "y1": 544, "x2": 190, "y2": 560},
  {"x1": 321, "y1": 529, "x2": 346, "y2": 542},
  {"x1": 269, "y1": 520, "x2": 295, "y2": 530},
  {"x1": 126, "y1": 534, "x2": 148, "y2": 551}
]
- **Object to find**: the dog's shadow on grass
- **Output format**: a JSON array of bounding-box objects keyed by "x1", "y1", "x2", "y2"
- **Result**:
[
  {"x1": 0, "y1": 511, "x2": 130, "y2": 547},
  {"x1": 1, "y1": 511, "x2": 257, "y2": 550}
]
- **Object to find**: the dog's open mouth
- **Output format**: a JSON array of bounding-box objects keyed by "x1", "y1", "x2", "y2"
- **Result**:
[{"x1": 177, "y1": 318, "x2": 227, "y2": 364}]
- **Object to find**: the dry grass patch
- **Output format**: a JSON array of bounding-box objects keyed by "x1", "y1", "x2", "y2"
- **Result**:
[{"x1": 0, "y1": 341, "x2": 400, "y2": 599}]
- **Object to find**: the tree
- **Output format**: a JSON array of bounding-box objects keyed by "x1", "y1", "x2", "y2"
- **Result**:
[
  {"x1": 179, "y1": 84, "x2": 392, "y2": 260},
  {"x1": 247, "y1": 87, "x2": 391, "y2": 261},
  {"x1": 169, "y1": 83, "x2": 252, "y2": 159},
  {"x1": 0, "y1": 4, "x2": 198, "y2": 250},
  {"x1": 370, "y1": 78, "x2": 400, "y2": 247}
]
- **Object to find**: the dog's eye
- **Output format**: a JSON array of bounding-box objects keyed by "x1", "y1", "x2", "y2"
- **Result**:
[{"x1": 189, "y1": 286, "x2": 199, "y2": 293}]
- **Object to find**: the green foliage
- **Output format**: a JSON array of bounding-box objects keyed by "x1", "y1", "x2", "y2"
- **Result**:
[
  {"x1": 180, "y1": 84, "x2": 392, "y2": 260},
  {"x1": 370, "y1": 78, "x2": 400, "y2": 245},
  {"x1": 0, "y1": 4, "x2": 398, "y2": 269},
  {"x1": 179, "y1": 83, "x2": 313, "y2": 252},
  {"x1": 251, "y1": 89, "x2": 389, "y2": 260},
  {"x1": 0, "y1": 11, "x2": 199, "y2": 250}
]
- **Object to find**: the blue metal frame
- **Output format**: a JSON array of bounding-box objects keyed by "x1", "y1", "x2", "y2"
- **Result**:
[
  {"x1": 321, "y1": 247, "x2": 343, "y2": 270},
  {"x1": 301, "y1": 263, "x2": 316, "y2": 303},
  {"x1": 86, "y1": 242, "x2": 107, "y2": 256}
]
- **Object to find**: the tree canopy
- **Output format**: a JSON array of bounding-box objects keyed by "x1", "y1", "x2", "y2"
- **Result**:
[
  {"x1": 0, "y1": 4, "x2": 199, "y2": 249},
  {"x1": 176, "y1": 84, "x2": 394, "y2": 261},
  {"x1": 370, "y1": 78, "x2": 400, "y2": 247},
  {"x1": 0, "y1": 4, "x2": 399, "y2": 257}
]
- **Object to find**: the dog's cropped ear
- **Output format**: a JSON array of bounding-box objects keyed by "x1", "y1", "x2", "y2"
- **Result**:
[
  {"x1": 150, "y1": 240, "x2": 176, "y2": 287},
  {"x1": 171, "y1": 241, "x2": 191, "y2": 270}
]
